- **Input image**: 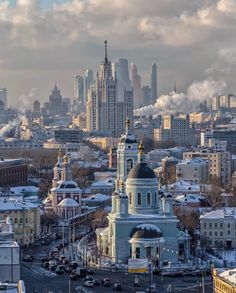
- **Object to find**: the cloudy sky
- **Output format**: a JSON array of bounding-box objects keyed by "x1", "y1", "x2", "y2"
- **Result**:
[{"x1": 1, "y1": 0, "x2": 236, "y2": 106}]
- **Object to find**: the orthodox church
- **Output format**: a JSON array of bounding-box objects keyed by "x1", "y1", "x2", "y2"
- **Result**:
[
  {"x1": 96, "y1": 120, "x2": 190, "y2": 266},
  {"x1": 44, "y1": 151, "x2": 82, "y2": 220}
]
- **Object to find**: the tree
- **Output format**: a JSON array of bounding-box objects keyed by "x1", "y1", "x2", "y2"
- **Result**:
[{"x1": 205, "y1": 176, "x2": 223, "y2": 209}]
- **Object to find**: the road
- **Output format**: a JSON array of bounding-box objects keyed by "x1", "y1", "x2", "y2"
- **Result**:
[{"x1": 20, "y1": 237, "x2": 213, "y2": 293}]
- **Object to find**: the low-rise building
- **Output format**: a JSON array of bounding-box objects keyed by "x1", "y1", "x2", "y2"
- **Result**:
[
  {"x1": 176, "y1": 158, "x2": 209, "y2": 184},
  {"x1": 54, "y1": 128, "x2": 84, "y2": 143},
  {"x1": 200, "y1": 208, "x2": 236, "y2": 250},
  {"x1": 0, "y1": 199, "x2": 40, "y2": 245},
  {"x1": 0, "y1": 158, "x2": 28, "y2": 187},
  {"x1": 213, "y1": 268, "x2": 236, "y2": 293}
]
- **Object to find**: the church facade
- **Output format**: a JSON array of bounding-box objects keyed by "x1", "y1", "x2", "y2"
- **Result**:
[{"x1": 96, "y1": 121, "x2": 190, "y2": 266}]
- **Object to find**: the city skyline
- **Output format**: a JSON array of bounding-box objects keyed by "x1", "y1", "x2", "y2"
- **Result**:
[{"x1": 0, "y1": 0, "x2": 236, "y2": 105}]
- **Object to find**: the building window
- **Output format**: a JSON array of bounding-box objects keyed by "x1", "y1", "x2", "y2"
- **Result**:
[
  {"x1": 137, "y1": 193, "x2": 141, "y2": 206},
  {"x1": 228, "y1": 223, "x2": 230, "y2": 229},
  {"x1": 136, "y1": 247, "x2": 140, "y2": 259},
  {"x1": 209, "y1": 223, "x2": 212, "y2": 228},
  {"x1": 129, "y1": 193, "x2": 132, "y2": 205},
  {"x1": 146, "y1": 247, "x2": 152, "y2": 259},
  {"x1": 204, "y1": 223, "x2": 206, "y2": 228},
  {"x1": 147, "y1": 193, "x2": 151, "y2": 206},
  {"x1": 228, "y1": 230, "x2": 230, "y2": 235},
  {"x1": 215, "y1": 223, "x2": 217, "y2": 228},
  {"x1": 209, "y1": 231, "x2": 212, "y2": 236},
  {"x1": 220, "y1": 231, "x2": 223, "y2": 236},
  {"x1": 215, "y1": 231, "x2": 217, "y2": 236},
  {"x1": 126, "y1": 159, "x2": 133, "y2": 175},
  {"x1": 220, "y1": 223, "x2": 223, "y2": 228},
  {"x1": 154, "y1": 192, "x2": 157, "y2": 205}
]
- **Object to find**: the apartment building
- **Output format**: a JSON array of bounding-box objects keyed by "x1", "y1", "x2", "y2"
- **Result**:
[
  {"x1": 200, "y1": 208, "x2": 236, "y2": 249},
  {"x1": 183, "y1": 147, "x2": 231, "y2": 186},
  {"x1": 176, "y1": 158, "x2": 209, "y2": 184},
  {"x1": 154, "y1": 114, "x2": 195, "y2": 146}
]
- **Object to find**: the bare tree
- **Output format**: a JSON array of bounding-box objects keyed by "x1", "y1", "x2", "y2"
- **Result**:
[{"x1": 205, "y1": 176, "x2": 223, "y2": 209}]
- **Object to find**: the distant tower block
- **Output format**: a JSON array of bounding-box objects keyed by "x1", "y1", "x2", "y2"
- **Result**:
[
  {"x1": 109, "y1": 147, "x2": 117, "y2": 169},
  {"x1": 151, "y1": 63, "x2": 157, "y2": 103}
]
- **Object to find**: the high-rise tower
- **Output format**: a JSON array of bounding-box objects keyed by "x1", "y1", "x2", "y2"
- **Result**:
[
  {"x1": 151, "y1": 63, "x2": 157, "y2": 104},
  {"x1": 131, "y1": 63, "x2": 143, "y2": 109},
  {"x1": 86, "y1": 41, "x2": 133, "y2": 137}
]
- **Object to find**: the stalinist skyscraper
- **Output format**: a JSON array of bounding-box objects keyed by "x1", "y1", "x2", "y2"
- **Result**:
[
  {"x1": 86, "y1": 41, "x2": 133, "y2": 137},
  {"x1": 151, "y1": 63, "x2": 157, "y2": 104}
]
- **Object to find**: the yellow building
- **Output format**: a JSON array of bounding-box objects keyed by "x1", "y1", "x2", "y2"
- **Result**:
[
  {"x1": 213, "y1": 268, "x2": 236, "y2": 293},
  {"x1": 0, "y1": 198, "x2": 40, "y2": 246}
]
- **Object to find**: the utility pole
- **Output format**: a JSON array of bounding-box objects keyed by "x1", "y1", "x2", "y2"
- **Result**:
[
  {"x1": 202, "y1": 271, "x2": 205, "y2": 293},
  {"x1": 68, "y1": 278, "x2": 71, "y2": 293}
]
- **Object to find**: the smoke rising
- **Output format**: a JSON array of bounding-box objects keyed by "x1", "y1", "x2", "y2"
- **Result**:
[
  {"x1": 0, "y1": 88, "x2": 36, "y2": 138},
  {"x1": 134, "y1": 78, "x2": 226, "y2": 117}
]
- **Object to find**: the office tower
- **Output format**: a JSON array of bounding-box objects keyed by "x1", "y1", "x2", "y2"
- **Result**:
[
  {"x1": 48, "y1": 84, "x2": 63, "y2": 116},
  {"x1": 131, "y1": 63, "x2": 143, "y2": 109},
  {"x1": 86, "y1": 41, "x2": 133, "y2": 137},
  {"x1": 151, "y1": 63, "x2": 157, "y2": 103},
  {"x1": 0, "y1": 88, "x2": 7, "y2": 109},
  {"x1": 74, "y1": 75, "x2": 84, "y2": 112},
  {"x1": 112, "y1": 58, "x2": 131, "y2": 102},
  {"x1": 84, "y1": 69, "x2": 93, "y2": 104},
  {"x1": 142, "y1": 85, "x2": 151, "y2": 106},
  {"x1": 33, "y1": 100, "x2": 40, "y2": 114}
]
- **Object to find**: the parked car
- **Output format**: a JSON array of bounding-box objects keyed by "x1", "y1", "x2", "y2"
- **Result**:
[
  {"x1": 69, "y1": 273, "x2": 77, "y2": 281},
  {"x1": 113, "y1": 283, "x2": 122, "y2": 291},
  {"x1": 86, "y1": 269, "x2": 95, "y2": 275},
  {"x1": 85, "y1": 276, "x2": 93, "y2": 281},
  {"x1": 84, "y1": 280, "x2": 94, "y2": 288},
  {"x1": 23, "y1": 255, "x2": 34, "y2": 262},
  {"x1": 62, "y1": 258, "x2": 69, "y2": 265},
  {"x1": 75, "y1": 267, "x2": 87, "y2": 278},
  {"x1": 93, "y1": 279, "x2": 100, "y2": 286},
  {"x1": 102, "y1": 278, "x2": 111, "y2": 287},
  {"x1": 55, "y1": 265, "x2": 65, "y2": 274},
  {"x1": 69, "y1": 261, "x2": 79, "y2": 269}
]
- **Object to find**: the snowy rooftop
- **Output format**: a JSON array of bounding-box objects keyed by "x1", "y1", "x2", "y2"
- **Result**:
[
  {"x1": 177, "y1": 158, "x2": 208, "y2": 165},
  {"x1": 10, "y1": 186, "x2": 39, "y2": 194},
  {"x1": 91, "y1": 180, "x2": 115, "y2": 187},
  {"x1": 82, "y1": 193, "x2": 110, "y2": 202},
  {"x1": 219, "y1": 268, "x2": 236, "y2": 286},
  {"x1": 200, "y1": 208, "x2": 236, "y2": 220},
  {"x1": 175, "y1": 194, "x2": 204, "y2": 203},
  {"x1": 0, "y1": 199, "x2": 39, "y2": 211},
  {"x1": 169, "y1": 180, "x2": 200, "y2": 192}
]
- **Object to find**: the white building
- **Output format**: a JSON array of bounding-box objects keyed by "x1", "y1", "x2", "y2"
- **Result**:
[
  {"x1": 200, "y1": 208, "x2": 236, "y2": 249},
  {"x1": 45, "y1": 152, "x2": 82, "y2": 220},
  {"x1": 0, "y1": 218, "x2": 20, "y2": 283},
  {"x1": 176, "y1": 158, "x2": 209, "y2": 183}
]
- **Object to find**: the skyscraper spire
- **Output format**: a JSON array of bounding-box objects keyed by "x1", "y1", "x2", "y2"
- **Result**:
[
  {"x1": 173, "y1": 80, "x2": 177, "y2": 93},
  {"x1": 104, "y1": 40, "x2": 108, "y2": 63}
]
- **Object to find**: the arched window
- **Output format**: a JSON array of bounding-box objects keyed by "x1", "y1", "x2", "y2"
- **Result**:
[
  {"x1": 126, "y1": 158, "x2": 133, "y2": 175},
  {"x1": 129, "y1": 192, "x2": 132, "y2": 204},
  {"x1": 147, "y1": 193, "x2": 151, "y2": 205},
  {"x1": 137, "y1": 193, "x2": 141, "y2": 206}
]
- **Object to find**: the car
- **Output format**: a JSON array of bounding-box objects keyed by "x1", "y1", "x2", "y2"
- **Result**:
[
  {"x1": 86, "y1": 269, "x2": 95, "y2": 275},
  {"x1": 113, "y1": 283, "x2": 122, "y2": 291},
  {"x1": 23, "y1": 255, "x2": 34, "y2": 262},
  {"x1": 55, "y1": 265, "x2": 65, "y2": 274},
  {"x1": 62, "y1": 258, "x2": 69, "y2": 265},
  {"x1": 64, "y1": 266, "x2": 73, "y2": 273},
  {"x1": 85, "y1": 276, "x2": 93, "y2": 281},
  {"x1": 102, "y1": 278, "x2": 111, "y2": 287},
  {"x1": 93, "y1": 279, "x2": 100, "y2": 286},
  {"x1": 84, "y1": 280, "x2": 94, "y2": 288},
  {"x1": 69, "y1": 273, "x2": 77, "y2": 280},
  {"x1": 42, "y1": 261, "x2": 49, "y2": 269},
  {"x1": 69, "y1": 261, "x2": 79, "y2": 269}
]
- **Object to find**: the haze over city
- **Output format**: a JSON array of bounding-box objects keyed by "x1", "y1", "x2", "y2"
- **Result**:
[{"x1": 1, "y1": 0, "x2": 236, "y2": 105}]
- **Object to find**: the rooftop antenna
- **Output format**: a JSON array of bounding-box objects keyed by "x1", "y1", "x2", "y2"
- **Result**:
[
  {"x1": 104, "y1": 40, "x2": 108, "y2": 63},
  {"x1": 173, "y1": 80, "x2": 177, "y2": 93}
]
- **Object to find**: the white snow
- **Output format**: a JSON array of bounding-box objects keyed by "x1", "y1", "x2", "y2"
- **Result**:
[{"x1": 135, "y1": 223, "x2": 161, "y2": 232}]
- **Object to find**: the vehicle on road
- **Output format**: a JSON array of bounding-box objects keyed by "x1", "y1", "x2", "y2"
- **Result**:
[
  {"x1": 69, "y1": 261, "x2": 79, "y2": 269},
  {"x1": 113, "y1": 283, "x2": 122, "y2": 291},
  {"x1": 23, "y1": 255, "x2": 34, "y2": 262},
  {"x1": 84, "y1": 281, "x2": 94, "y2": 288},
  {"x1": 55, "y1": 265, "x2": 65, "y2": 274},
  {"x1": 102, "y1": 278, "x2": 111, "y2": 287},
  {"x1": 93, "y1": 279, "x2": 100, "y2": 286},
  {"x1": 69, "y1": 273, "x2": 77, "y2": 280},
  {"x1": 85, "y1": 276, "x2": 93, "y2": 281},
  {"x1": 86, "y1": 269, "x2": 95, "y2": 275},
  {"x1": 75, "y1": 267, "x2": 87, "y2": 278}
]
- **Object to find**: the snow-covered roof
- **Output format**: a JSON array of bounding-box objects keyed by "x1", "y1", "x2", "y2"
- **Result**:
[
  {"x1": 200, "y1": 208, "x2": 236, "y2": 220},
  {"x1": 219, "y1": 268, "x2": 236, "y2": 286},
  {"x1": 52, "y1": 180, "x2": 81, "y2": 192},
  {"x1": 0, "y1": 199, "x2": 39, "y2": 211},
  {"x1": 91, "y1": 180, "x2": 114, "y2": 188},
  {"x1": 10, "y1": 186, "x2": 39, "y2": 194},
  {"x1": 82, "y1": 193, "x2": 110, "y2": 202},
  {"x1": 169, "y1": 180, "x2": 200, "y2": 192},
  {"x1": 177, "y1": 158, "x2": 208, "y2": 165},
  {"x1": 58, "y1": 198, "x2": 79, "y2": 208},
  {"x1": 175, "y1": 194, "x2": 204, "y2": 203}
]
